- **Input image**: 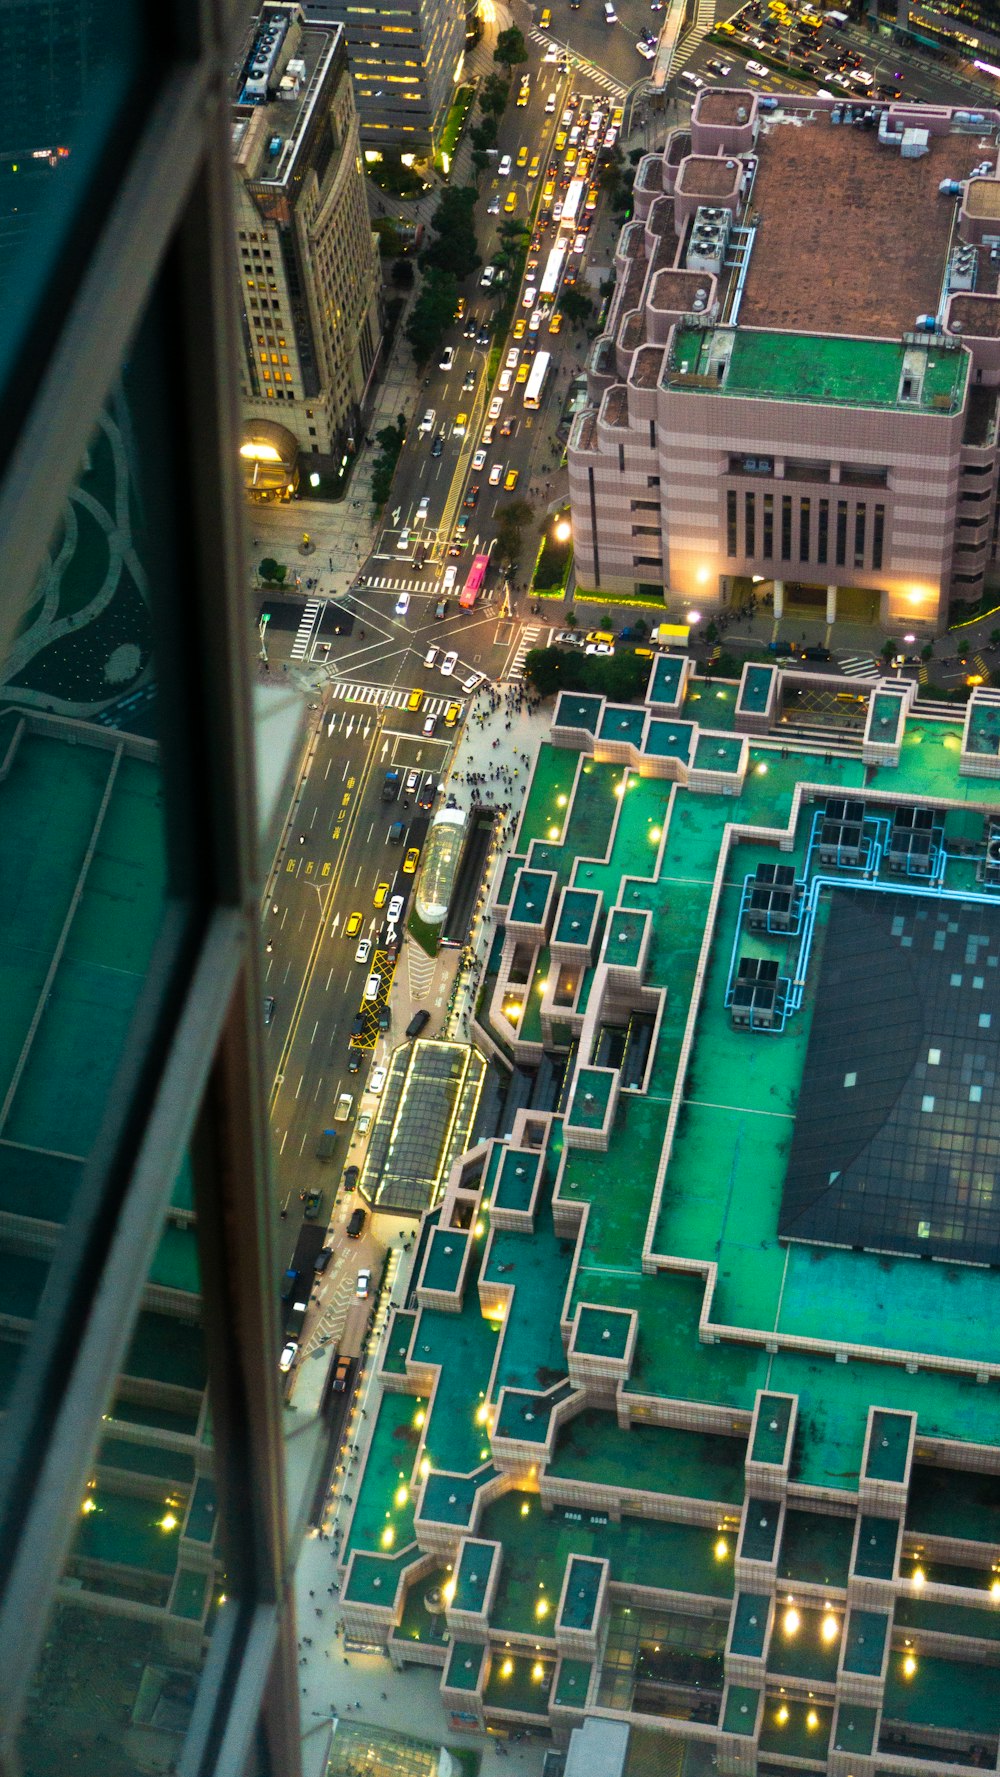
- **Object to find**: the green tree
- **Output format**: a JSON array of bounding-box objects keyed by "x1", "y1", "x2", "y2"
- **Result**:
[
  {"x1": 405, "y1": 268, "x2": 460, "y2": 366},
  {"x1": 373, "y1": 217, "x2": 404, "y2": 258},
  {"x1": 560, "y1": 286, "x2": 593, "y2": 326},
  {"x1": 421, "y1": 186, "x2": 481, "y2": 280},
  {"x1": 470, "y1": 114, "x2": 498, "y2": 152},
  {"x1": 524, "y1": 645, "x2": 566, "y2": 697},
  {"x1": 564, "y1": 607, "x2": 577, "y2": 628},
  {"x1": 258, "y1": 557, "x2": 286, "y2": 585},
  {"x1": 494, "y1": 25, "x2": 528, "y2": 69},
  {"x1": 472, "y1": 147, "x2": 493, "y2": 178},
  {"x1": 494, "y1": 498, "x2": 535, "y2": 568},
  {"x1": 480, "y1": 73, "x2": 510, "y2": 116}
]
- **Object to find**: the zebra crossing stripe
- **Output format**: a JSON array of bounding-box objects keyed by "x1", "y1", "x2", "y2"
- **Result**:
[
  {"x1": 327, "y1": 679, "x2": 449, "y2": 713},
  {"x1": 839, "y1": 655, "x2": 880, "y2": 679},
  {"x1": 291, "y1": 599, "x2": 321, "y2": 661}
]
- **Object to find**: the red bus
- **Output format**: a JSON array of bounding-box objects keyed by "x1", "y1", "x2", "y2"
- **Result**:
[{"x1": 460, "y1": 552, "x2": 490, "y2": 609}]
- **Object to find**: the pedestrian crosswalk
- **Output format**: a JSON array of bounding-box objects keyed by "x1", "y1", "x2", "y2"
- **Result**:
[
  {"x1": 363, "y1": 574, "x2": 434, "y2": 595},
  {"x1": 525, "y1": 31, "x2": 627, "y2": 97},
  {"x1": 291, "y1": 598, "x2": 321, "y2": 661},
  {"x1": 327, "y1": 678, "x2": 457, "y2": 718},
  {"x1": 839, "y1": 653, "x2": 880, "y2": 680},
  {"x1": 506, "y1": 625, "x2": 541, "y2": 682}
]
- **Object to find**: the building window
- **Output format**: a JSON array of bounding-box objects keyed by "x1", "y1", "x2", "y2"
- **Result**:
[
  {"x1": 781, "y1": 494, "x2": 792, "y2": 562},
  {"x1": 646, "y1": 474, "x2": 660, "y2": 487},
  {"x1": 763, "y1": 493, "x2": 774, "y2": 559},
  {"x1": 836, "y1": 499, "x2": 848, "y2": 567},
  {"x1": 726, "y1": 489, "x2": 737, "y2": 556},
  {"x1": 818, "y1": 498, "x2": 829, "y2": 565},
  {"x1": 649, "y1": 420, "x2": 656, "y2": 448},
  {"x1": 619, "y1": 445, "x2": 625, "y2": 472},
  {"x1": 745, "y1": 492, "x2": 755, "y2": 557},
  {"x1": 854, "y1": 503, "x2": 867, "y2": 568},
  {"x1": 798, "y1": 497, "x2": 810, "y2": 562}
]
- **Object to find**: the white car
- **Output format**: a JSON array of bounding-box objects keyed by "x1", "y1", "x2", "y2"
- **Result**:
[
  {"x1": 357, "y1": 1110, "x2": 372, "y2": 1136},
  {"x1": 528, "y1": 308, "x2": 543, "y2": 332},
  {"x1": 636, "y1": 38, "x2": 656, "y2": 57},
  {"x1": 488, "y1": 395, "x2": 504, "y2": 419},
  {"x1": 849, "y1": 67, "x2": 874, "y2": 85},
  {"x1": 498, "y1": 369, "x2": 513, "y2": 393},
  {"x1": 505, "y1": 347, "x2": 519, "y2": 370},
  {"x1": 415, "y1": 495, "x2": 430, "y2": 522},
  {"x1": 522, "y1": 285, "x2": 537, "y2": 308},
  {"x1": 488, "y1": 462, "x2": 503, "y2": 485},
  {"x1": 745, "y1": 59, "x2": 769, "y2": 75},
  {"x1": 441, "y1": 650, "x2": 458, "y2": 676},
  {"x1": 442, "y1": 566, "x2": 458, "y2": 590},
  {"x1": 487, "y1": 194, "x2": 500, "y2": 214},
  {"x1": 472, "y1": 448, "x2": 487, "y2": 471},
  {"x1": 463, "y1": 672, "x2": 484, "y2": 693},
  {"x1": 481, "y1": 422, "x2": 495, "y2": 445},
  {"x1": 404, "y1": 768, "x2": 420, "y2": 794},
  {"x1": 424, "y1": 644, "x2": 439, "y2": 668},
  {"x1": 552, "y1": 200, "x2": 564, "y2": 223},
  {"x1": 395, "y1": 591, "x2": 410, "y2": 616},
  {"x1": 439, "y1": 345, "x2": 455, "y2": 371},
  {"x1": 396, "y1": 531, "x2": 410, "y2": 555},
  {"x1": 544, "y1": 41, "x2": 559, "y2": 61},
  {"x1": 279, "y1": 1340, "x2": 298, "y2": 1374},
  {"x1": 480, "y1": 264, "x2": 496, "y2": 288},
  {"x1": 422, "y1": 713, "x2": 437, "y2": 736},
  {"x1": 679, "y1": 69, "x2": 704, "y2": 87},
  {"x1": 418, "y1": 407, "x2": 435, "y2": 435},
  {"x1": 498, "y1": 154, "x2": 512, "y2": 176},
  {"x1": 586, "y1": 641, "x2": 615, "y2": 656},
  {"x1": 355, "y1": 936, "x2": 372, "y2": 964},
  {"x1": 369, "y1": 1065, "x2": 387, "y2": 1096},
  {"x1": 387, "y1": 894, "x2": 404, "y2": 925},
  {"x1": 545, "y1": 91, "x2": 557, "y2": 113},
  {"x1": 356, "y1": 1268, "x2": 372, "y2": 1299},
  {"x1": 604, "y1": 1, "x2": 617, "y2": 18},
  {"x1": 572, "y1": 231, "x2": 586, "y2": 253}
]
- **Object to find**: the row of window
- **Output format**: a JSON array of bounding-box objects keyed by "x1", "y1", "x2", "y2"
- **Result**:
[
  {"x1": 727, "y1": 455, "x2": 890, "y2": 488},
  {"x1": 726, "y1": 490, "x2": 885, "y2": 571}
]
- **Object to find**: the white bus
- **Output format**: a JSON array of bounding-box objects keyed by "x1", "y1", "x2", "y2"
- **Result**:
[
  {"x1": 523, "y1": 350, "x2": 552, "y2": 410},
  {"x1": 539, "y1": 247, "x2": 565, "y2": 302},
  {"x1": 560, "y1": 178, "x2": 586, "y2": 234}
]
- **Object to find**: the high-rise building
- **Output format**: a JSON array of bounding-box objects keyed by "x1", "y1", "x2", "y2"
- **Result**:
[
  {"x1": 569, "y1": 93, "x2": 1000, "y2": 631},
  {"x1": 304, "y1": 0, "x2": 465, "y2": 158},
  {"x1": 0, "y1": 4, "x2": 305, "y2": 1774},
  {"x1": 233, "y1": 3, "x2": 383, "y2": 469}
]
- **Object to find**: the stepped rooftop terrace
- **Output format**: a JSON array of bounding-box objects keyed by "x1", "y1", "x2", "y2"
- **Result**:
[{"x1": 339, "y1": 666, "x2": 1000, "y2": 1761}]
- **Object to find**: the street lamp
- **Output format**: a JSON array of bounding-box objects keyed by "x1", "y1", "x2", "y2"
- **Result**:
[{"x1": 554, "y1": 518, "x2": 571, "y2": 542}]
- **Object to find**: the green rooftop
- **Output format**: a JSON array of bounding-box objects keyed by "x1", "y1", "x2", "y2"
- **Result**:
[
  {"x1": 452, "y1": 1538, "x2": 497, "y2": 1615},
  {"x1": 555, "y1": 693, "x2": 602, "y2": 732},
  {"x1": 604, "y1": 907, "x2": 647, "y2": 970},
  {"x1": 549, "y1": 1409, "x2": 745, "y2": 1504},
  {"x1": 554, "y1": 887, "x2": 600, "y2": 948},
  {"x1": 740, "y1": 1499, "x2": 780, "y2": 1564},
  {"x1": 883, "y1": 1651, "x2": 1000, "y2": 1735},
  {"x1": 599, "y1": 703, "x2": 646, "y2": 750},
  {"x1": 566, "y1": 1066, "x2": 614, "y2": 1130},
  {"x1": 420, "y1": 1227, "x2": 468, "y2": 1295},
  {"x1": 693, "y1": 732, "x2": 743, "y2": 775},
  {"x1": 483, "y1": 1651, "x2": 553, "y2": 1716},
  {"x1": 842, "y1": 1608, "x2": 887, "y2": 1677},
  {"x1": 866, "y1": 1409, "x2": 911, "y2": 1483},
  {"x1": 510, "y1": 868, "x2": 554, "y2": 928},
  {"x1": 492, "y1": 1146, "x2": 541, "y2": 1216},
  {"x1": 722, "y1": 1685, "x2": 759, "y2": 1736},
  {"x1": 758, "y1": 1694, "x2": 832, "y2": 1759},
  {"x1": 672, "y1": 326, "x2": 969, "y2": 414},
  {"x1": 966, "y1": 694, "x2": 1000, "y2": 757},
  {"x1": 645, "y1": 718, "x2": 694, "y2": 761},
  {"x1": 730, "y1": 1593, "x2": 769, "y2": 1659},
  {"x1": 751, "y1": 1395, "x2": 792, "y2": 1467},
  {"x1": 560, "y1": 1555, "x2": 604, "y2": 1631},
  {"x1": 738, "y1": 665, "x2": 776, "y2": 716},
  {"x1": 870, "y1": 689, "x2": 906, "y2": 742},
  {"x1": 573, "y1": 1305, "x2": 631, "y2": 1360},
  {"x1": 832, "y1": 1702, "x2": 877, "y2": 1756},
  {"x1": 445, "y1": 1640, "x2": 486, "y2": 1691},
  {"x1": 648, "y1": 653, "x2": 685, "y2": 706},
  {"x1": 766, "y1": 1604, "x2": 841, "y2": 1684},
  {"x1": 779, "y1": 1509, "x2": 855, "y2": 1588},
  {"x1": 854, "y1": 1513, "x2": 899, "y2": 1582},
  {"x1": 895, "y1": 1593, "x2": 1000, "y2": 1643},
  {"x1": 553, "y1": 1658, "x2": 592, "y2": 1708}
]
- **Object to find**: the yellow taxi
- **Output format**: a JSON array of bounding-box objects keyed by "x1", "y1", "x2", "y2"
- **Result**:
[
  {"x1": 504, "y1": 468, "x2": 519, "y2": 491},
  {"x1": 611, "y1": 105, "x2": 624, "y2": 128},
  {"x1": 548, "y1": 310, "x2": 562, "y2": 334},
  {"x1": 517, "y1": 79, "x2": 530, "y2": 108},
  {"x1": 455, "y1": 295, "x2": 466, "y2": 320},
  {"x1": 528, "y1": 154, "x2": 540, "y2": 179},
  {"x1": 444, "y1": 701, "x2": 461, "y2": 727},
  {"x1": 564, "y1": 146, "x2": 577, "y2": 168},
  {"x1": 587, "y1": 629, "x2": 614, "y2": 646},
  {"x1": 373, "y1": 881, "x2": 389, "y2": 908},
  {"x1": 403, "y1": 847, "x2": 420, "y2": 875},
  {"x1": 585, "y1": 183, "x2": 599, "y2": 211},
  {"x1": 555, "y1": 129, "x2": 567, "y2": 152},
  {"x1": 543, "y1": 176, "x2": 556, "y2": 202},
  {"x1": 577, "y1": 154, "x2": 592, "y2": 180},
  {"x1": 515, "y1": 362, "x2": 529, "y2": 384},
  {"x1": 513, "y1": 316, "x2": 527, "y2": 339},
  {"x1": 345, "y1": 910, "x2": 363, "y2": 938},
  {"x1": 540, "y1": 6, "x2": 551, "y2": 23},
  {"x1": 504, "y1": 190, "x2": 518, "y2": 214},
  {"x1": 517, "y1": 144, "x2": 529, "y2": 167},
  {"x1": 406, "y1": 687, "x2": 423, "y2": 711}
]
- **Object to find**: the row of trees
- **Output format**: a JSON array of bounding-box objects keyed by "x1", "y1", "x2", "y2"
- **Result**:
[
  {"x1": 370, "y1": 415, "x2": 407, "y2": 510},
  {"x1": 524, "y1": 644, "x2": 650, "y2": 702}
]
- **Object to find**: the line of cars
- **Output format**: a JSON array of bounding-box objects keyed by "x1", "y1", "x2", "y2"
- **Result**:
[{"x1": 709, "y1": 0, "x2": 903, "y2": 98}]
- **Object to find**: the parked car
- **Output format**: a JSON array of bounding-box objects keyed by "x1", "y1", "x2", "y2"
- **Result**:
[
  {"x1": 441, "y1": 650, "x2": 458, "y2": 675},
  {"x1": 279, "y1": 1340, "x2": 298, "y2": 1373}
]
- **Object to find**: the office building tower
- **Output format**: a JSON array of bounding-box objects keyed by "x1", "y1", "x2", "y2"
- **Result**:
[
  {"x1": 0, "y1": 3, "x2": 304, "y2": 1774},
  {"x1": 304, "y1": 0, "x2": 465, "y2": 157},
  {"x1": 569, "y1": 93, "x2": 1000, "y2": 631},
  {"x1": 233, "y1": 3, "x2": 382, "y2": 470}
]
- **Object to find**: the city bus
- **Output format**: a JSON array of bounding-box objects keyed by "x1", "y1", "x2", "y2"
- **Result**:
[
  {"x1": 539, "y1": 246, "x2": 565, "y2": 303},
  {"x1": 559, "y1": 178, "x2": 586, "y2": 236},
  {"x1": 523, "y1": 350, "x2": 552, "y2": 410},
  {"x1": 460, "y1": 552, "x2": 490, "y2": 608}
]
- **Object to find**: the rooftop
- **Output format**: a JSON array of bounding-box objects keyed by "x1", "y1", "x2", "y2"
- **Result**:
[
  {"x1": 695, "y1": 89, "x2": 754, "y2": 126},
  {"x1": 737, "y1": 115, "x2": 977, "y2": 338},
  {"x1": 677, "y1": 155, "x2": 740, "y2": 198},
  {"x1": 965, "y1": 175, "x2": 1000, "y2": 220},
  {"x1": 671, "y1": 325, "x2": 968, "y2": 414}
]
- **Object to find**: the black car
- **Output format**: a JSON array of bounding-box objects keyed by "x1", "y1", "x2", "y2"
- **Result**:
[
  {"x1": 347, "y1": 1047, "x2": 362, "y2": 1073},
  {"x1": 435, "y1": 598, "x2": 449, "y2": 619},
  {"x1": 347, "y1": 1206, "x2": 366, "y2": 1239},
  {"x1": 431, "y1": 432, "x2": 445, "y2": 458},
  {"x1": 802, "y1": 645, "x2": 832, "y2": 662},
  {"x1": 342, "y1": 1164, "x2": 359, "y2": 1194},
  {"x1": 418, "y1": 772, "x2": 436, "y2": 810},
  {"x1": 263, "y1": 995, "x2": 275, "y2": 1026},
  {"x1": 314, "y1": 1247, "x2": 333, "y2": 1274},
  {"x1": 350, "y1": 1012, "x2": 365, "y2": 1036},
  {"x1": 406, "y1": 1008, "x2": 430, "y2": 1040}
]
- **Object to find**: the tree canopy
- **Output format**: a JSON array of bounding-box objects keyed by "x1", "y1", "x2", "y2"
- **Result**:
[
  {"x1": 420, "y1": 185, "x2": 480, "y2": 280},
  {"x1": 405, "y1": 268, "x2": 459, "y2": 366},
  {"x1": 494, "y1": 25, "x2": 528, "y2": 68}
]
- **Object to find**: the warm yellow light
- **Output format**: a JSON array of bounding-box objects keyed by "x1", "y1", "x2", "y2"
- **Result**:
[
  {"x1": 967, "y1": 672, "x2": 985, "y2": 687},
  {"x1": 532, "y1": 1661, "x2": 545, "y2": 1680},
  {"x1": 395, "y1": 1486, "x2": 408, "y2": 1507},
  {"x1": 501, "y1": 1658, "x2": 513, "y2": 1677},
  {"x1": 911, "y1": 1566, "x2": 925, "y2": 1588},
  {"x1": 548, "y1": 826, "x2": 560, "y2": 839},
  {"x1": 535, "y1": 1598, "x2": 549, "y2": 1619},
  {"x1": 821, "y1": 1612, "x2": 839, "y2": 1644},
  {"x1": 159, "y1": 1512, "x2": 179, "y2": 1533},
  {"x1": 557, "y1": 794, "x2": 568, "y2": 808},
  {"x1": 443, "y1": 1579, "x2": 456, "y2": 1603},
  {"x1": 806, "y1": 1709, "x2": 819, "y2": 1731},
  {"x1": 81, "y1": 1497, "x2": 96, "y2": 1515},
  {"x1": 714, "y1": 1538, "x2": 729, "y2": 1561},
  {"x1": 783, "y1": 1606, "x2": 800, "y2": 1636},
  {"x1": 903, "y1": 1653, "x2": 917, "y2": 1678},
  {"x1": 420, "y1": 1457, "x2": 430, "y2": 1477},
  {"x1": 414, "y1": 1409, "x2": 425, "y2": 1427},
  {"x1": 649, "y1": 826, "x2": 661, "y2": 842},
  {"x1": 695, "y1": 566, "x2": 710, "y2": 584},
  {"x1": 991, "y1": 1579, "x2": 1000, "y2": 1600},
  {"x1": 239, "y1": 441, "x2": 282, "y2": 462},
  {"x1": 521, "y1": 1502, "x2": 530, "y2": 1517},
  {"x1": 554, "y1": 520, "x2": 571, "y2": 542},
  {"x1": 476, "y1": 1403, "x2": 490, "y2": 1425},
  {"x1": 381, "y1": 1526, "x2": 395, "y2": 1548},
  {"x1": 475, "y1": 1220, "x2": 485, "y2": 1238},
  {"x1": 776, "y1": 1705, "x2": 789, "y2": 1725}
]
